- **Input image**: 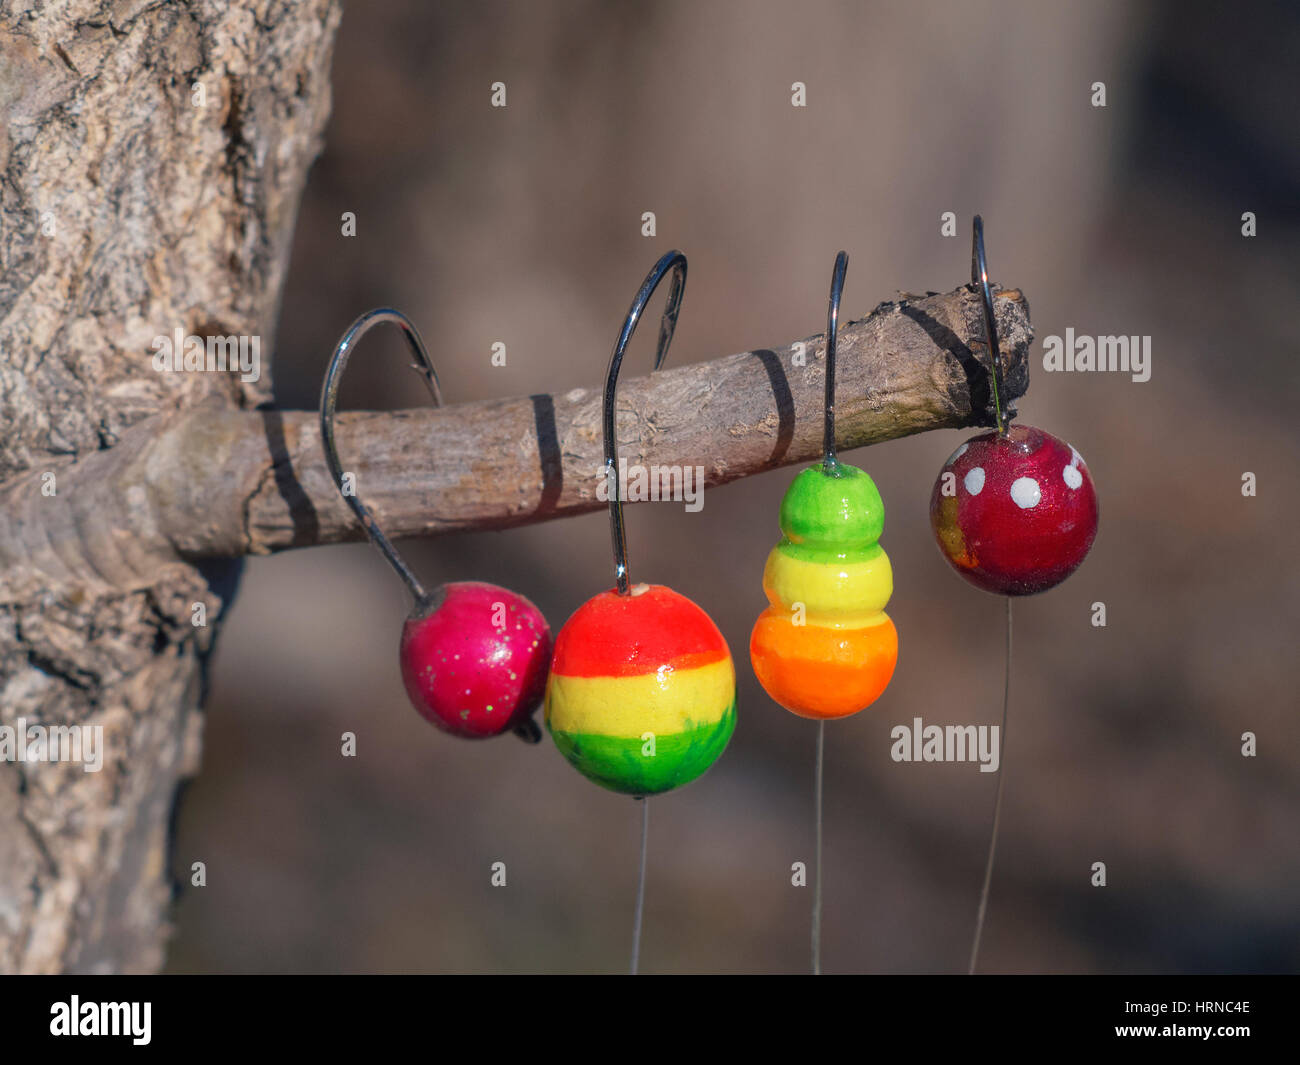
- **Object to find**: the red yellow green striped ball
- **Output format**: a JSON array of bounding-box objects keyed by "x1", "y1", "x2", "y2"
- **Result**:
[{"x1": 545, "y1": 583, "x2": 736, "y2": 796}]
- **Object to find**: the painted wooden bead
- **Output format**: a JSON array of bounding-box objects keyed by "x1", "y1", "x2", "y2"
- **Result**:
[
  {"x1": 545, "y1": 583, "x2": 736, "y2": 796},
  {"x1": 929, "y1": 424, "x2": 1099, "y2": 596},
  {"x1": 750, "y1": 464, "x2": 898, "y2": 719},
  {"x1": 400, "y1": 582, "x2": 552, "y2": 738}
]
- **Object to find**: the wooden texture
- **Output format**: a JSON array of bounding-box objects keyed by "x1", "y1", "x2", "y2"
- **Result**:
[{"x1": 0, "y1": 0, "x2": 342, "y2": 974}]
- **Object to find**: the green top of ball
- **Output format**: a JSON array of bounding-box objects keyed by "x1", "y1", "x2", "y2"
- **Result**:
[{"x1": 779, "y1": 462, "x2": 884, "y2": 550}]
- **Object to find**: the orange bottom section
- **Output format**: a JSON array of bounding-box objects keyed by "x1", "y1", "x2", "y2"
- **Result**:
[{"x1": 749, "y1": 610, "x2": 898, "y2": 720}]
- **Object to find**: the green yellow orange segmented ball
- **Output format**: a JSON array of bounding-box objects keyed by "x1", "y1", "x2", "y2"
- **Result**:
[{"x1": 749, "y1": 463, "x2": 898, "y2": 719}]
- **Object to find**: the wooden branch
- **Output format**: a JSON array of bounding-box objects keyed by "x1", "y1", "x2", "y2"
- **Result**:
[{"x1": 0, "y1": 284, "x2": 1030, "y2": 599}]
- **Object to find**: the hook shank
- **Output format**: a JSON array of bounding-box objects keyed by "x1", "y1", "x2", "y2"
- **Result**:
[
  {"x1": 970, "y1": 216, "x2": 1007, "y2": 435},
  {"x1": 823, "y1": 251, "x2": 848, "y2": 472},
  {"x1": 603, "y1": 251, "x2": 688, "y2": 595},
  {"x1": 320, "y1": 308, "x2": 443, "y2": 605}
]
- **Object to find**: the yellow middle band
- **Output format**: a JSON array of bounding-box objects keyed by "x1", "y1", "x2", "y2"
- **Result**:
[
  {"x1": 546, "y1": 658, "x2": 736, "y2": 738},
  {"x1": 763, "y1": 545, "x2": 893, "y2": 620}
]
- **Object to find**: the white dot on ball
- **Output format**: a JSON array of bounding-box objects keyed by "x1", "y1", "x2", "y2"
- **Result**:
[
  {"x1": 1010, "y1": 477, "x2": 1041, "y2": 509},
  {"x1": 964, "y1": 467, "x2": 985, "y2": 495},
  {"x1": 947, "y1": 442, "x2": 969, "y2": 466},
  {"x1": 1063, "y1": 465, "x2": 1083, "y2": 489}
]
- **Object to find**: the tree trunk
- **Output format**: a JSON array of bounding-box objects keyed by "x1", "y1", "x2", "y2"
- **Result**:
[{"x1": 0, "y1": 0, "x2": 342, "y2": 974}]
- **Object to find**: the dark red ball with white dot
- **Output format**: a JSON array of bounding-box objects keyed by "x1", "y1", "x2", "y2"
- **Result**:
[
  {"x1": 930, "y1": 424, "x2": 1098, "y2": 596},
  {"x1": 399, "y1": 581, "x2": 552, "y2": 738}
]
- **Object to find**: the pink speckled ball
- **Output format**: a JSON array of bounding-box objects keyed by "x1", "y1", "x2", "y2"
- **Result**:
[{"x1": 399, "y1": 581, "x2": 552, "y2": 739}]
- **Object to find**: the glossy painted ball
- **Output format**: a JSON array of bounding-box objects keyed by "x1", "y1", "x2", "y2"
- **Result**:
[
  {"x1": 930, "y1": 424, "x2": 1098, "y2": 596},
  {"x1": 545, "y1": 583, "x2": 736, "y2": 796},
  {"x1": 400, "y1": 581, "x2": 552, "y2": 738},
  {"x1": 750, "y1": 463, "x2": 898, "y2": 720}
]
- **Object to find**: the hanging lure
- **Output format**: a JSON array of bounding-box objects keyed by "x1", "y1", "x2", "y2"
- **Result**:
[
  {"x1": 545, "y1": 251, "x2": 737, "y2": 797},
  {"x1": 929, "y1": 217, "x2": 1099, "y2": 595},
  {"x1": 927, "y1": 217, "x2": 1100, "y2": 975},
  {"x1": 320, "y1": 309, "x2": 552, "y2": 742},
  {"x1": 750, "y1": 252, "x2": 898, "y2": 720},
  {"x1": 747, "y1": 251, "x2": 898, "y2": 975}
]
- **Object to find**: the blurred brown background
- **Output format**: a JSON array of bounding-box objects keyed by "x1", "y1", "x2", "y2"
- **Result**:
[{"x1": 165, "y1": 0, "x2": 1300, "y2": 973}]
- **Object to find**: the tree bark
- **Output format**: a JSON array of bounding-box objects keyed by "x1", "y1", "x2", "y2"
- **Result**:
[
  {"x1": 0, "y1": 0, "x2": 342, "y2": 974},
  {"x1": 0, "y1": 1, "x2": 1031, "y2": 974}
]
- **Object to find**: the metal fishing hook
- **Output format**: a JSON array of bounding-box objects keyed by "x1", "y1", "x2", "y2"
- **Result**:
[
  {"x1": 971, "y1": 215, "x2": 1008, "y2": 435},
  {"x1": 822, "y1": 250, "x2": 849, "y2": 473},
  {"x1": 319, "y1": 308, "x2": 443, "y2": 606},
  {"x1": 602, "y1": 250, "x2": 688, "y2": 596}
]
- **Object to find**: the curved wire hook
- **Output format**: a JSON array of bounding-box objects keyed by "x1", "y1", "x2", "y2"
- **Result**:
[
  {"x1": 971, "y1": 215, "x2": 1008, "y2": 435},
  {"x1": 603, "y1": 250, "x2": 688, "y2": 596},
  {"x1": 320, "y1": 308, "x2": 443, "y2": 606},
  {"x1": 823, "y1": 250, "x2": 849, "y2": 473}
]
